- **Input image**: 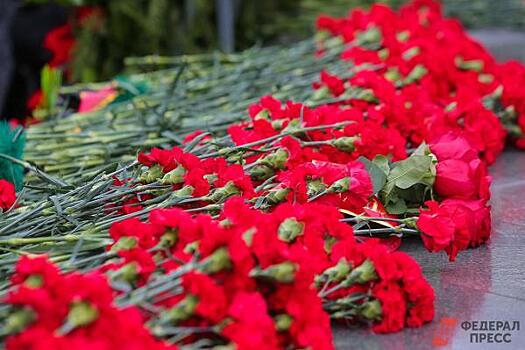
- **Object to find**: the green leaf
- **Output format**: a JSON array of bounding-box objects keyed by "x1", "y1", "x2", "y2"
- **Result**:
[
  {"x1": 379, "y1": 148, "x2": 436, "y2": 215},
  {"x1": 41, "y1": 65, "x2": 62, "y2": 111},
  {"x1": 358, "y1": 156, "x2": 387, "y2": 195},
  {"x1": 387, "y1": 155, "x2": 434, "y2": 190},
  {"x1": 385, "y1": 197, "x2": 408, "y2": 215},
  {"x1": 372, "y1": 155, "x2": 390, "y2": 175}
]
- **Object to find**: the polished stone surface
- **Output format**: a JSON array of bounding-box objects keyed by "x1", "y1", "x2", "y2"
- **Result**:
[
  {"x1": 333, "y1": 149, "x2": 525, "y2": 349},
  {"x1": 470, "y1": 30, "x2": 525, "y2": 62}
]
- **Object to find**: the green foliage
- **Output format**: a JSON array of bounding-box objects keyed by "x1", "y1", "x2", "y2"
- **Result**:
[
  {"x1": 70, "y1": 0, "x2": 217, "y2": 82},
  {"x1": 378, "y1": 144, "x2": 436, "y2": 215},
  {"x1": 0, "y1": 122, "x2": 26, "y2": 191},
  {"x1": 28, "y1": 0, "x2": 525, "y2": 82},
  {"x1": 41, "y1": 65, "x2": 62, "y2": 111}
]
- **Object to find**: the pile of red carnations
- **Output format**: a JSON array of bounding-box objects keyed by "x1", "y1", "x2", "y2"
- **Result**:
[
  {"x1": 5, "y1": 199, "x2": 433, "y2": 349},
  {"x1": 3, "y1": 1, "x2": 525, "y2": 349}
]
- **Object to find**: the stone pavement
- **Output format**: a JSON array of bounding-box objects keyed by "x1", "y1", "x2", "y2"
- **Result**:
[{"x1": 333, "y1": 149, "x2": 525, "y2": 349}]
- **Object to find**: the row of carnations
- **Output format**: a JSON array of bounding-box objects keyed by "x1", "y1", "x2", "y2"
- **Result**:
[{"x1": 5, "y1": 197, "x2": 433, "y2": 349}]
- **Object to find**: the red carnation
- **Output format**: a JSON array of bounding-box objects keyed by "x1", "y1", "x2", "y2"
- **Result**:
[{"x1": 0, "y1": 180, "x2": 17, "y2": 211}]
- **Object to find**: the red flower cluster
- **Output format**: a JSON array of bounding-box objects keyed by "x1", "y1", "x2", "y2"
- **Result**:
[
  {"x1": 98, "y1": 196, "x2": 434, "y2": 347},
  {"x1": 417, "y1": 199, "x2": 491, "y2": 261},
  {"x1": 431, "y1": 133, "x2": 491, "y2": 202},
  {"x1": 4, "y1": 256, "x2": 175, "y2": 350},
  {"x1": 230, "y1": 96, "x2": 407, "y2": 165},
  {"x1": 272, "y1": 160, "x2": 373, "y2": 211},
  {"x1": 315, "y1": 0, "x2": 516, "y2": 163},
  {"x1": 0, "y1": 179, "x2": 17, "y2": 211},
  {"x1": 328, "y1": 239, "x2": 435, "y2": 332},
  {"x1": 138, "y1": 146, "x2": 255, "y2": 200},
  {"x1": 415, "y1": 133, "x2": 491, "y2": 261}
]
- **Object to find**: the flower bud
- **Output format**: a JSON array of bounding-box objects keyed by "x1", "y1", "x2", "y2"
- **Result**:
[
  {"x1": 24, "y1": 274, "x2": 43, "y2": 289},
  {"x1": 324, "y1": 236, "x2": 337, "y2": 254},
  {"x1": 355, "y1": 88, "x2": 377, "y2": 102},
  {"x1": 159, "y1": 230, "x2": 178, "y2": 248},
  {"x1": 201, "y1": 247, "x2": 232, "y2": 274},
  {"x1": 208, "y1": 182, "x2": 240, "y2": 203},
  {"x1": 116, "y1": 262, "x2": 138, "y2": 284},
  {"x1": 378, "y1": 48, "x2": 389, "y2": 60},
  {"x1": 110, "y1": 236, "x2": 138, "y2": 253},
  {"x1": 219, "y1": 218, "x2": 232, "y2": 227},
  {"x1": 282, "y1": 119, "x2": 303, "y2": 136},
  {"x1": 266, "y1": 188, "x2": 291, "y2": 204},
  {"x1": 184, "y1": 241, "x2": 199, "y2": 254},
  {"x1": 402, "y1": 47, "x2": 420, "y2": 61},
  {"x1": 314, "y1": 30, "x2": 331, "y2": 42},
  {"x1": 242, "y1": 228, "x2": 256, "y2": 246},
  {"x1": 384, "y1": 68, "x2": 402, "y2": 83},
  {"x1": 250, "y1": 164, "x2": 274, "y2": 182},
  {"x1": 403, "y1": 217, "x2": 418, "y2": 230},
  {"x1": 478, "y1": 73, "x2": 494, "y2": 84},
  {"x1": 334, "y1": 136, "x2": 358, "y2": 153},
  {"x1": 271, "y1": 119, "x2": 287, "y2": 131},
  {"x1": 356, "y1": 26, "x2": 382, "y2": 46},
  {"x1": 396, "y1": 30, "x2": 410, "y2": 42},
  {"x1": 66, "y1": 301, "x2": 99, "y2": 328},
  {"x1": 42, "y1": 207, "x2": 54, "y2": 216},
  {"x1": 455, "y1": 56, "x2": 484, "y2": 72},
  {"x1": 250, "y1": 261, "x2": 297, "y2": 283},
  {"x1": 4, "y1": 308, "x2": 35, "y2": 335},
  {"x1": 262, "y1": 149, "x2": 288, "y2": 170},
  {"x1": 218, "y1": 147, "x2": 233, "y2": 156},
  {"x1": 278, "y1": 218, "x2": 305, "y2": 242},
  {"x1": 403, "y1": 64, "x2": 428, "y2": 84},
  {"x1": 311, "y1": 86, "x2": 332, "y2": 101},
  {"x1": 253, "y1": 109, "x2": 270, "y2": 121},
  {"x1": 320, "y1": 258, "x2": 351, "y2": 283},
  {"x1": 161, "y1": 165, "x2": 186, "y2": 185},
  {"x1": 504, "y1": 105, "x2": 517, "y2": 118},
  {"x1": 139, "y1": 164, "x2": 163, "y2": 183},
  {"x1": 360, "y1": 300, "x2": 382, "y2": 320},
  {"x1": 328, "y1": 177, "x2": 351, "y2": 193},
  {"x1": 172, "y1": 185, "x2": 194, "y2": 197},
  {"x1": 348, "y1": 259, "x2": 377, "y2": 284},
  {"x1": 307, "y1": 179, "x2": 327, "y2": 199},
  {"x1": 274, "y1": 314, "x2": 293, "y2": 332},
  {"x1": 161, "y1": 295, "x2": 198, "y2": 323}
]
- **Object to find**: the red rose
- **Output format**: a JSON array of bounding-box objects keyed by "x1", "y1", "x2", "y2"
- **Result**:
[
  {"x1": 434, "y1": 158, "x2": 490, "y2": 200},
  {"x1": 429, "y1": 132, "x2": 478, "y2": 162}
]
